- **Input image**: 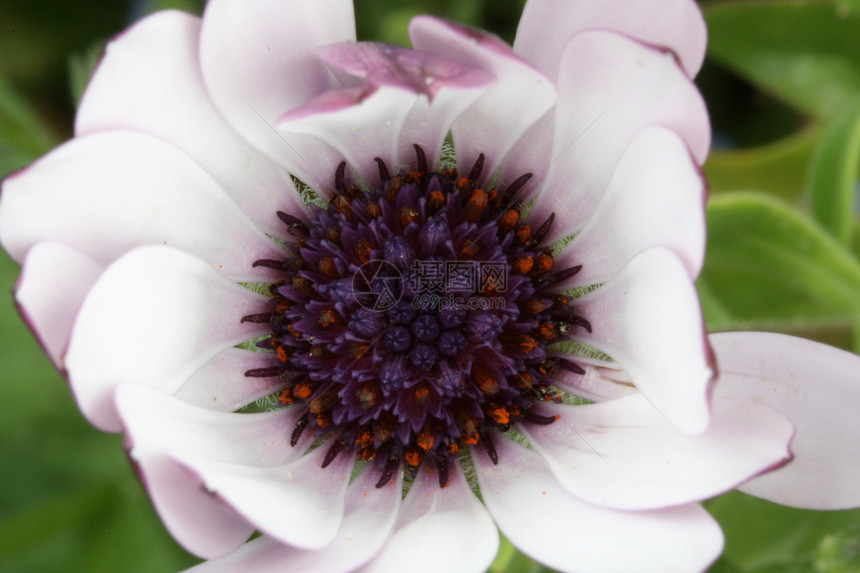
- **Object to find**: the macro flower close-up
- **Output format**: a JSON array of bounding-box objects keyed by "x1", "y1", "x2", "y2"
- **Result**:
[{"x1": 2, "y1": 0, "x2": 860, "y2": 572}]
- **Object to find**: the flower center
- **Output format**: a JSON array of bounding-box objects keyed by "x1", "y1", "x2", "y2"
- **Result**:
[{"x1": 244, "y1": 146, "x2": 589, "y2": 488}]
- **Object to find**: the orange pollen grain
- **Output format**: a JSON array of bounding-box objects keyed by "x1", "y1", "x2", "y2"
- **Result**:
[
  {"x1": 512, "y1": 256, "x2": 534, "y2": 274},
  {"x1": 355, "y1": 240, "x2": 372, "y2": 264},
  {"x1": 491, "y1": 406, "x2": 511, "y2": 425},
  {"x1": 533, "y1": 253, "x2": 553, "y2": 274},
  {"x1": 464, "y1": 189, "x2": 488, "y2": 222},
  {"x1": 461, "y1": 432, "x2": 480, "y2": 445},
  {"x1": 417, "y1": 427, "x2": 435, "y2": 451},
  {"x1": 429, "y1": 190, "x2": 446, "y2": 209},
  {"x1": 472, "y1": 364, "x2": 499, "y2": 395},
  {"x1": 293, "y1": 382, "x2": 314, "y2": 400},
  {"x1": 276, "y1": 346, "x2": 290, "y2": 363}
]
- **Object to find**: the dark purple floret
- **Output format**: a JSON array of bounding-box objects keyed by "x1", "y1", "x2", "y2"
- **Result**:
[{"x1": 247, "y1": 148, "x2": 591, "y2": 488}]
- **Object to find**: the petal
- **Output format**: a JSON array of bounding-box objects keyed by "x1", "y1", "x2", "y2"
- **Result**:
[
  {"x1": 75, "y1": 10, "x2": 304, "y2": 237},
  {"x1": 186, "y1": 464, "x2": 403, "y2": 573},
  {"x1": 173, "y1": 442, "x2": 354, "y2": 550},
  {"x1": 711, "y1": 332, "x2": 860, "y2": 510},
  {"x1": 115, "y1": 384, "x2": 315, "y2": 558},
  {"x1": 575, "y1": 248, "x2": 714, "y2": 434},
  {"x1": 319, "y1": 41, "x2": 494, "y2": 177},
  {"x1": 0, "y1": 131, "x2": 282, "y2": 281},
  {"x1": 359, "y1": 461, "x2": 498, "y2": 573},
  {"x1": 409, "y1": 16, "x2": 557, "y2": 182},
  {"x1": 514, "y1": 0, "x2": 707, "y2": 79},
  {"x1": 13, "y1": 241, "x2": 102, "y2": 366},
  {"x1": 174, "y1": 347, "x2": 288, "y2": 412},
  {"x1": 529, "y1": 30, "x2": 710, "y2": 243},
  {"x1": 65, "y1": 246, "x2": 270, "y2": 432},
  {"x1": 199, "y1": 0, "x2": 355, "y2": 191},
  {"x1": 473, "y1": 436, "x2": 724, "y2": 573},
  {"x1": 280, "y1": 42, "x2": 493, "y2": 187},
  {"x1": 556, "y1": 126, "x2": 706, "y2": 288},
  {"x1": 519, "y1": 394, "x2": 792, "y2": 510}
]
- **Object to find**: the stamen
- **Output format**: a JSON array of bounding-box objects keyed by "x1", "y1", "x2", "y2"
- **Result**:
[
  {"x1": 482, "y1": 431, "x2": 499, "y2": 465},
  {"x1": 276, "y1": 211, "x2": 309, "y2": 237},
  {"x1": 533, "y1": 213, "x2": 555, "y2": 245},
  {"x1": 522, "y1": 410, "x2": 560, "y2": 425},
  {"x1": 240, "y1": 312, "x2": 273, "y2": 324},
  {"x1": 557, "y1": 358, "x2": 586, "y2": 375},
  {"x1": 335, "y1": 161, "x2": 347, "y2": 193},
  {"x1": 468, "y1": 153, "x2": 485, "y2": 182},
  {"x1": 437, "y1": 456, "x2": 450, "y2": 488},
  {"x1": 374, "y1": 157, "x2": 390, "y2": 182},
  {"x1": 290, "y1": 414, "x2": 309, "y2": 446},
  {"x1": 568, "y1": 315, "x2": 593, "y2": 333},
  {"x1": 322, "y1": 438, "x2": 347, "y2": 468},
  {"x1": 376, "y1": 451, "x2": 400, "y2": 488},
  {"x1": 413, "y1": 144, "x2": 428, "y2": 175},
  {"x1": 551, "y1": 265, "x2": 583, "y2": 283},
  {"x1": 501, "y1": 172, "x2": 532, "y2": 204}
]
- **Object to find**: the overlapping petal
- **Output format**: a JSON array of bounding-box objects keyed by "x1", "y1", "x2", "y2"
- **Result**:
[
  {"x1": 711, "y1": 332, "x2": 860, "y2": 510},
  {"x1": 519, "y1": 394, "x2": 792, "y2": 511},
  {"x1": 65, "y1": 246, "x2": 270, "y2": 432},
  {"x1": 555, "y1": 126, "x2": 707, "y2": 288},
  {"x1": 76, "y1": 10, "x2": 304, "y2": 237},
  {"x1": 0, "y1": 131, "x2": 283, "y2": 281},
  {"x1": 575, "y1": 248, "x2": 714, "y2": 434},
  {"x1": 13, "y1": 241, "x2": 102, "y2": 366},
  {"x1": 199, "y1": 0, "x2": 355, "y2": 191},
  {"x1": 358, "y1": 462, "x2": 498, "y2": 573},
  {"x1": 514, "y1": 0, "x2": 707, "y2": 79},
  {"x1": 409, "y1": 16, "x2": 557, "y2": 182},
  {"x1": 186, "y1": 464, "x2": 403, "y2": 573},
  {"x1": 473, "y1": 436, "x2": 724, "y2": 573},
  {"x1": 529, "y1": 30, "x2": 710, "y2": 242}
]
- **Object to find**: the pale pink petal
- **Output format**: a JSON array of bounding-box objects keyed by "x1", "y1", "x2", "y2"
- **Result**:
[
  {"x1": 359, "y1": 461, "x2": 498, "y2": 573},
  {"x1": 174, "y1": 347, "x2": 288, "y2": 412},
  {"x1": 116, "y1": 384, "x2": 314, "y2": 558},
  {"x1": 556, "y1": 126, "x2": 706, "y2": 288},
  {"x1": 199, "y1": 0, "x2": 355, "y2": 191},
  {"x1": 173, "y1": 443, "x2": 354, "y2": 550},
  {"x1": 116, "y1": 384, "x2": 311, "y2": 467},
  {"x1": 409, "y1": 16, "x2": 557, "y2": 182},
  {"x1": 514, "y1": 0, "x2": 706, "y2": 79},
  {"x1": 65, "y1": 246, "x2": 270, "y2": 432},
  {"x1": 575, "y1": 248, "x2": 714, "y2": 434},
  {"x1": 552, "y1": 358, "x2": 637, "y2": 402},
  {"x1": 318, "y1": 41, "x2": 494, "y2": 176},
  {"x1": 520, "y1": 394, "x2": 792, "y2": 510},
  {"x1": 14, "y1": 242, "x2": 102, "y2": 367},
  {"x1": 75, "y1": 10, "x2": 304, "y2": 237},
  {"x1": 280, "y1": 42, "x2": 492, "y2": 187},
  {"x1": 473, "y1": 436, "x2": 724, "y2": 573},
  {"x1": 529, "y1": 30, "x2": 710, "y2": 243},
  {"x1": 186, "y1": 465, "x2": 403, "y2": 573},
  {"x1": 711, "y1": 332, "x2": 860, "y2": 510},
  {"x1": 0, "y1": 131, "x2": 283, "y2": 281}
]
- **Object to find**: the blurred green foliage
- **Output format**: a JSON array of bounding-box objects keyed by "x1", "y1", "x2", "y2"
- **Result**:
[{"x1": 1, "y1": 0, "x2": 859, "y2": 572}]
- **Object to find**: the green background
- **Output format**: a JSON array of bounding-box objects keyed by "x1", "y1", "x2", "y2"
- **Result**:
[{"x1": 2, "y1": 0, "x2": 860, "y2": 571}]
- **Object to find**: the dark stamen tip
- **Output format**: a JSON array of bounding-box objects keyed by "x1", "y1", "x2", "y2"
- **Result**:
[
  {"x1": 244, "y1": 366, "x2": 283, "y2": 378},
  {"x1": 335, "y1": 161, "x2": 347, "y2": 192},
  {"x1": 374, "y1": 157, "x2": 390, "y2": 181},
  {"x1": 437, "y1": 456, "x2": 450, "y2": 488},
  {"x1": 290, "y1": 415, "x2": 309, "y2": 447},
  {"x1": 570, "y1": 315, "x2": 593, "y2": 334},
  {"x1": 502, "y1": 172, "x2": 533, "y2": 204},
  {"x1": 468, "y1": 153, "x2": 485, "y2": 183},
  {"x1": 375, "y1": 453, "x2": 400, "y2": 489},
  {"x1": 523, "y1": 410, "x2": 558, "y2": 425},
  {"x1": 551, "y1": 265, "x2": 583, "y2": 283},
  {"x1": 276, "y1": 211, "x2": 310, "y2": 237},
  {"x1": 482, "y1": 432, "x2": 499, "y2": 465},
  {"x1": 241, "y1": 312, "x2": 273, "y2": 324},
  {"x1": 322, "y1": 439, "x2": 347, "y2": 468},
  {"x1": 252, "y1": 259, "x2": 286, "y2": 271},
  {"x1": 413, "y1": 144, "x2": 428, "y2": 174},
  {"x1": 557, "y1": 358, "x2": 586, "y2": 375},
  {"x1": 533, "y1": 212, "x2": 555, "y2": 245}
]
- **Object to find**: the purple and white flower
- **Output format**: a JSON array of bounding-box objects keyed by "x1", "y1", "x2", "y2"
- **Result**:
[{"x1": 2, "y1": 1, "x2": 859, "y2": 571}]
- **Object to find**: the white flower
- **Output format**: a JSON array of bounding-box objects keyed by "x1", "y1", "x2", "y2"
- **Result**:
[{"x1": 2, "y1": 1, "x2": 859, "y2": 572}]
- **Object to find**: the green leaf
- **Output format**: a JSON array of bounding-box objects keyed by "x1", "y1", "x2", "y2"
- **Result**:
[
  {"x1": 704, "y1": 0, "x2": 860, "y2": 120},
  {"x1": 68, "y1": 42, "x2": 104, "y2": 109},
  {"x1": 698, "y1": 193, "x2": 860, "y2": 341},
  {"x1": 704, "y1": 128, "x2": 819, "y2": 200},
  {"x1": 706, "y1": 491, "x2": 860, "y2": 572},
  {"x1": 808, "y1": 97, "x2": 860, "y2": 244},
  {"x1": 0, "y1": 73, "x2": 59, "y2": 169}
]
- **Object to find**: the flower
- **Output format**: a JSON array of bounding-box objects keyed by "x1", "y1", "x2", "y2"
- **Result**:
[{"x1": 2, "y1": 0, "x2": 859, "y2": 572}]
